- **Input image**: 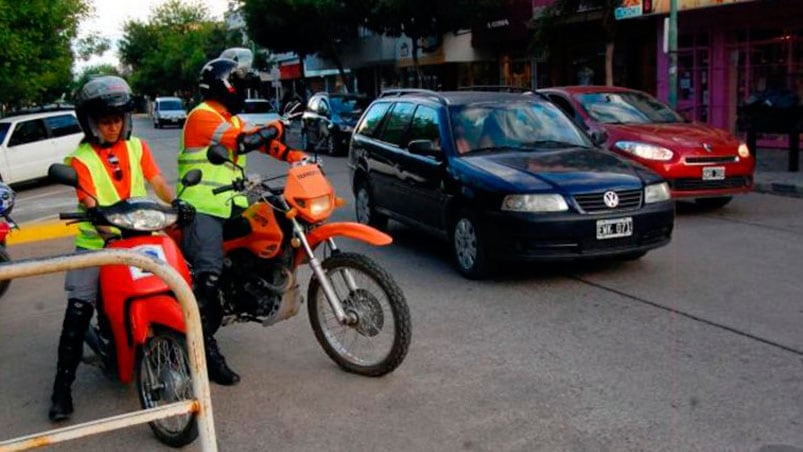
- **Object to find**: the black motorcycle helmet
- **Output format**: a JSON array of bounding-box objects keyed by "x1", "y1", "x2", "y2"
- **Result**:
[
  {"x1": 198, "y1": 57, "x2": 250, "y2": 114},
  {"x1": 75, "y1": 75, "x2": 134, "y2": 147}
]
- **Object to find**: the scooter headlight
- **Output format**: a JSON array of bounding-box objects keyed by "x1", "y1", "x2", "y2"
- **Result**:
[{"x1": 105, "y1": 203, "x2": 178, "y2": 231}]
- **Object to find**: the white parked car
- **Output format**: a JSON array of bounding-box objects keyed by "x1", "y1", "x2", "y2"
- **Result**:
[
  {"x1": 0, "y1": 110, "x2": 83, "y2": 184},
  {"x1": 237, "y1": 98, "x2": 280, "y2": 128},
  {"x1": 152, "y1": 96, "x2": 187, "y2": 128}
]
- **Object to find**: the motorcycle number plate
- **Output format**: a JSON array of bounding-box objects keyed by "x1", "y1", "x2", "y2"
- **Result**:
[{"x1": 129, "y1": 244, "x2": 167, "y2": 280}]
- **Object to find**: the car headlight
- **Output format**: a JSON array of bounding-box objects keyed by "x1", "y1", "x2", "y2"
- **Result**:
[
  {"x1": 644, "y1": 182, "x2": 671, "y2": 204},
  {"x1": 738, "y1": 142, "x2": 750, "y2": 158},
  {"x1": 106, "y1": 209, "x2": 178, "y2": 231},
  {"x1": 501, "y1": 194, "x2": 568, "y2": 212},
  {"x1": 615, "y1": 141, "x2": 674, "y2": 161}
]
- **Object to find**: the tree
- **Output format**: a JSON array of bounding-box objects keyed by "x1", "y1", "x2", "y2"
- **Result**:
[
  {"x1": 240, "y1": 0, "x2": 370, "y2": 93},
  {"x1": 118, "y1": 0, "x2": 240, "y2": 99},
  {"x1": 532, "y1": 0, "x2": 622, "y2": 86},
  {"x1": 365, "y1": 0, "x2": 492, "y2": 88},
  {"x1": 0, "y1": 0, "x2": 89, "y2": 110}
]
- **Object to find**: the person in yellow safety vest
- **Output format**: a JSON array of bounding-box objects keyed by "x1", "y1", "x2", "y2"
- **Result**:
[
  {"x1": 48, "y1": 76, "x2": 178, "y2": 422},
  {"x1": 177, "y1": 55, "x2": 306, "y2": 386}
]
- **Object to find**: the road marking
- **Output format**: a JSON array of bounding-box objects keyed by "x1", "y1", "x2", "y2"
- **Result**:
[{"x1": 6, "y1": 220, "x2": 77, "y2": 245}]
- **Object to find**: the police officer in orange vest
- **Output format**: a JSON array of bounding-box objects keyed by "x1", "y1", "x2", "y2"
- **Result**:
[
  {"x1": 177, "y1": 53, "x2": 306, "y2": 386},
  {"x1": 48, "y1": 76, "x2": 177, "y2": 422}
]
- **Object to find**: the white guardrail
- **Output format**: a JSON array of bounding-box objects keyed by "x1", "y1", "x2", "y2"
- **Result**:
[{"x1": 0, "y1": 249, "x2": 217, "y2": 451}]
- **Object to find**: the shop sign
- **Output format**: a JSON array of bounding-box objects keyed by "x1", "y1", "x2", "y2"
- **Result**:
[{"x1": 617, "y1": 0, "x2": 757, "y2": 19}]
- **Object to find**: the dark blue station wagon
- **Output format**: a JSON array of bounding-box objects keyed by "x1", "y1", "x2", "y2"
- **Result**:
[{"x1": 348, "y1": 89, "x2": 674, "y2": 278}]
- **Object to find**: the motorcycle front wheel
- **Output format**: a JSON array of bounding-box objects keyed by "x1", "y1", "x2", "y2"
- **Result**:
[
  {"x1": 0, "y1": 246, "x2": 10, "y2": 299},
  {"x1": 308, "y1": 252, "x2": 411, "y2": 377},
  {"x1": 135, "y1": 329, "x2": 198, "y2": 448}
]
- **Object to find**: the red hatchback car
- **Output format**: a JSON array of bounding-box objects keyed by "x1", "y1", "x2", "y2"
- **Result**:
[{"x1": 538, "y1": 86, "x2": 755, "y2": 209}]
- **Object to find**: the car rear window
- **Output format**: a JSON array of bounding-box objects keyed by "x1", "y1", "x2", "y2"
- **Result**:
[
  {"x1": 44, "y1": 114, "x2": 81, "y2": 137},
  {"x1": 356, "y1": 102, "x2": 391, "y2": 138},
  {"x1": 158, "y1": 100, "x2": 184, "y2": 110}
]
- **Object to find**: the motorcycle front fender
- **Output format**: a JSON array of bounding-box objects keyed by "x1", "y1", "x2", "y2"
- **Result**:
[
  {"x1": 295, "y1": 222, "x2": 391, "y2": 266},
  {"x1": 120, "y1": 295, "x2": 187, "y2": 384}
]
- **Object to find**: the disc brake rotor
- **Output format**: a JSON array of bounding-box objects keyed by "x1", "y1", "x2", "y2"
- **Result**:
[{"x1": 343, "y1": 288, "x2": 384, "y2": 337}]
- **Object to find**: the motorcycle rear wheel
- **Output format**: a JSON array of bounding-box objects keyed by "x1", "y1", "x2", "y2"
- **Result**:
[
  {"x1": 135, "y1": 329, "x2": 198, "y2": 448},
  {"x1": 0, "y1": 246, "x2": 10, "y2": 299},
  {"x1": 308, "y1": 252, "x2": 411, "y2": 377}
]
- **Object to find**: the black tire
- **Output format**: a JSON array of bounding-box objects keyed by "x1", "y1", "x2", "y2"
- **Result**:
[
  {"x1": 0, "y1": 246, "x2": 10, "y2": 299},
  {"x1": 354, "y1": 179, "x2": 388, "y2": 230},
  {"x1": 308, "y1": 252, "x2": 411, "y2": 377},
  {"x1": 451, "y1": 210, "x2": 492, "y2": 279},
  {"x1": 695, "y1": 196, "x2": 732, "y2": 209},
  {"x1": 616, "y1": 250, "x2": 647, "y2": 261},
  {"x1": 136, "y1": 329, "x2": 198, "y2": 448}
]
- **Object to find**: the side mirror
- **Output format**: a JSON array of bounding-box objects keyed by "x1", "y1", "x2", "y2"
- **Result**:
[
  {"x1": 207, "y1": 144, "x2": 230, "y2": 165},
  {"x1": 408, "y1": 139, "x2": 442, "y2": 159},
  {"x1": 48, "y1": 163, "x2": 78, "y2": 187},
  {"x1": 588, "y1": 129, "x2": 609, "y2": 147},
  {"x1": 182, "y1": 169, "x2": 202, "y2": 187}
]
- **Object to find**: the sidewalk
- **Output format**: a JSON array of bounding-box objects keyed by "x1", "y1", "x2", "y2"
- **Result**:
[{"x1": 753, "y1": 147, "x2": 803, "y2": 198}]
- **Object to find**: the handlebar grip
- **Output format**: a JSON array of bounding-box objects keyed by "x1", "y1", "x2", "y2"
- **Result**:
[
  {"x1": 212, "y1": 184, "x2": 234, "y2": 195},
  {"x1": 59, "y1": 212, "x2": 87, "y2": 220}
]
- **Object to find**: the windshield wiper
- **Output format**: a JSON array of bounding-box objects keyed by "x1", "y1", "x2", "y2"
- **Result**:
[{"x1": 525, "y1": 140, "x2": 583, "y2": 148}]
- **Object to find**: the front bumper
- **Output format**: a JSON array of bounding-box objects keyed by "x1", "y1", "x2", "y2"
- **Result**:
[{"x1": 482, "y1": 201, "x2": 674, "y2": 261}]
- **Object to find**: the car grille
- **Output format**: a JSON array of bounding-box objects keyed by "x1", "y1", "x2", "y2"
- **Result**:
[
  {"x1": 684, "y1": 156, "x2": 739, "y2": 165},
  {"x1": 573, "y1": 189, "x2": 643, "y2": 214},
  {"x1": 669, "y1": 176, "x2": 752, "y2": 191}
]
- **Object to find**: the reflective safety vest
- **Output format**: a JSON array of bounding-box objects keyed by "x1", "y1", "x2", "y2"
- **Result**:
[
  {"x1": 177, "y1": 102, "x2": 247, "y2": 218},
  {"x1": 66, "y1": 138, "x2": 146, "y2": 249}
]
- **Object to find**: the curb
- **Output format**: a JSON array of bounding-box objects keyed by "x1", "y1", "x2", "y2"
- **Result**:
[
  {"x1": 753, "y1": 181, "x2": 803, "y2": 198},
  {"x1": 6, "y1": 220, "x2": 77, "y2": 246}
]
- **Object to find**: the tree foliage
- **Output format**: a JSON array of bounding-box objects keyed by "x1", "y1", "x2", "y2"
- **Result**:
[
  {"x1": 118, "y1": 0, "x2": 240, "y2": 99},
  {"x1": 0, "y1": 0, "x2": 89, "y2": 110},
  {"x1": 240, "y1": 0, "x2": 368, "y2": 92}
]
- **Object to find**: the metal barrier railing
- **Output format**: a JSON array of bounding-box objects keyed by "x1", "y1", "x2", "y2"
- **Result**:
[{"x1": 0, "y1": 250, "x2": 217, "y2": 451}]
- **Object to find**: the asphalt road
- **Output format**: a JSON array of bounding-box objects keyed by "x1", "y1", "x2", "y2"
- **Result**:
[{"x1": 1, "y1": 118, "x2": 802, "y2": 451}]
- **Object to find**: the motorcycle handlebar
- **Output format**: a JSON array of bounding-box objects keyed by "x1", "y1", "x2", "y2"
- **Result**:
[
  {"x1": 212, "y1": 184, "x2": 235, "y2": 195},
  {"x1": 59, "y1": 212, "x2": 88, "y2": 221}
]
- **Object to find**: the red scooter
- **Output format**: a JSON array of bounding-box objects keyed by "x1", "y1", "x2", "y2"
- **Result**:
[
  {"x1": 0, "y1": 181, "x2": 17, "y2": 299},
  {"x1": 48, "y1": 164, "x2": 201, "y2": 448}
]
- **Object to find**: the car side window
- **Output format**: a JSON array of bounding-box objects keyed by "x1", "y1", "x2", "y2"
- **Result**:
[
  {"x1": 44, "y1": 114, "x2": 81, "y2": 137},
  {"x1": 8, "y1": 119, "x2": 48, "y2": 146},
  {"x1": 379, "y1": 102, "x2": 415, "y2": 147},
  {"x1": 409, "y1": 105, "x2": 441, "y2": 148},
  {"x1": 355, "y1": 102, "x2": 391, "y2": 138},
  {"x1": 547, "y1": 94, "x2": 584, "y2": 128}
]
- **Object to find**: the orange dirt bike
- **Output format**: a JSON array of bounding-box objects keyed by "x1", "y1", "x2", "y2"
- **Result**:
[{"x1": 169, "y1": 145, "x2": 411, "y2": 376}]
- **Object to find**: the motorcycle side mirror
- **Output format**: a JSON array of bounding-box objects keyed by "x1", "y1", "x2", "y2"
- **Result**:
[
  {"x1": 207, "y1": 145, "x2": 231, "y2": 166},
  {"x1": 48, "y1": 163, "x2": 78, "y2": 187},
  {"x1": 182, "y1": 169, "x2": 202, "y2": 187}
]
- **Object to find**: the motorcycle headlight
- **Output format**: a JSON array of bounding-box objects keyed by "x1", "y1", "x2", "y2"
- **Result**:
[
  {"x1": 615, "y1": 141, "x2": 674, "y2": 161},
  {"x1": 644, "y1": 182, "x2": 671, "y2": 204},
  {"x1": 738, "y1": 142, "x2": 751, "y2": 158},
  {"x1": 106, "y1": 209, "x2": 178, "y2": 231},
  {"x1": 501, "y1": 194, "x2": 568, "y2": 212}
]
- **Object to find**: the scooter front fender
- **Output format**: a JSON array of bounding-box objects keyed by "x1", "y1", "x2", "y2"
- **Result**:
[
  {"x1": 295, "y1": 222, "x2": 392, "y2": 266},
  {"x1": 118, "y1": 295, "x2": 186, "y2": 384}
]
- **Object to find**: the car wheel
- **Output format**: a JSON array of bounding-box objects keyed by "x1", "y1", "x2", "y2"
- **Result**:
[
  {"x1": 695, "y1": 196, "x2": 732, "y2": 209},
  {"x1": 616, "y1": 251, "x2": 647, "y2": 261},
  {"x1": 355, "y1": 179, "x2": 387, "y2": 230},
  {"x1": 153, "y1": 119, "x2": 159, "y2": 129},
  {"x1": 451, "y1": 211, "x2": 491, "y2": 279}
]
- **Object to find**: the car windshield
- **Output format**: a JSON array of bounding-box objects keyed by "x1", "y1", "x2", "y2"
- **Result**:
[
  {"x1": 330, "y1": 97, "x2": 369, "y2": 115},
  {"x1": 449, "y1": 101, "x2": 591, "y2": 155},
  {"x1": 576, "y1": 91, "x2": 683, "y2": 124},
  {"x1": 0, "y1": 123, "x2": 8, "y2": 144},
  {"x1": 243, "y1": 100, "x2": 276, "y2": 114},
  {"x1": 159, "y1": 100, "x2": 184, "y2": 110}
]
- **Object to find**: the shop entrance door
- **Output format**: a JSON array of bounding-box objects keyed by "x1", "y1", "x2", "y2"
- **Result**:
[{"x1": 677, "y1": 47, "x2": 710, "y2": 123}]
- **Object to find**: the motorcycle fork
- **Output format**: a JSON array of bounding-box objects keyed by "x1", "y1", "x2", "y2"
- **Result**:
[{"x1": 291, "y1": 219, "x2": 357, "y2": 325}]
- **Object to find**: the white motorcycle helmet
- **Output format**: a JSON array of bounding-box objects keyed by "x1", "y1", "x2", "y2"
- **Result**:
[{"x1": 0, "y1": 182, "x2": 14, "y2": 216}]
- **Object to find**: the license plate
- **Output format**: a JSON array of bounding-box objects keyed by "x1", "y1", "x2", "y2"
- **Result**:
[
  {"x1": 702, "y1": 166, "x2": 725, "y2": 180},
  {"x1": 596, "y1": 217, "x2": 633, "y2": 240}
]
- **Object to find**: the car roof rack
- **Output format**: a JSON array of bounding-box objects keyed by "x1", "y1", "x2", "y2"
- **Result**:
[
  {"x1": 378, "y1": 89, "x2": 448, "y2": 105},
  {"x1": 458, "y1": 85, "x2": 533, "y2": 93}
]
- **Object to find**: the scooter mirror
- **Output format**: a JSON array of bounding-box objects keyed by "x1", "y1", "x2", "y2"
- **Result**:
[
  {"x1": 48, "y1": 164, "x2": 78, "y2": 187},
  {"x1": 182, "y1": 169, "x2": 202, "y2": 187},
  {"x1": 207, "y1": 145, "x2": 230, "y2": 165}
]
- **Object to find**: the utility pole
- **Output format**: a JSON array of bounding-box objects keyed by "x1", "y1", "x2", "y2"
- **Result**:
[{"x1": 668, "y1": 0, "x2": 678, "y2": 108}]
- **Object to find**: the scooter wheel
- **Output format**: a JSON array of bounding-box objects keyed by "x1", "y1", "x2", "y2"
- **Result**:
[
  {"x1": 135, "y1": 328, "x2": 198, "y2": 447},
  {"x1": 0, "y1": 246, "x2": 11, "y2": 299}
]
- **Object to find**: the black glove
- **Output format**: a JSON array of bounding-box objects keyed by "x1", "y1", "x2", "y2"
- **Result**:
[
  {"x1": 171, "y1": 199, "x2": 196, "y2": 227},
  {"x1": 236, "y1": 124, "x2": 282, "y2": 155}
]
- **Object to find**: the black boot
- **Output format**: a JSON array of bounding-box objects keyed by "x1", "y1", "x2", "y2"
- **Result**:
[
  {"x1": 49, "y1": 299, "x2": 94, "y2": 422},
  {"x1": 205, "y1": 336, "x2": 240, "y2": 386}
]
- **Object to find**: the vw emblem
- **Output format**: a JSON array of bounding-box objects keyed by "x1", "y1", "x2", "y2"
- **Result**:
[
  {"x1": 603, "y1": 191, "x2": 619, "y2": 208},
  {"x1": 703, "y1": 143, "x2": 713, "y2": 152}
]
